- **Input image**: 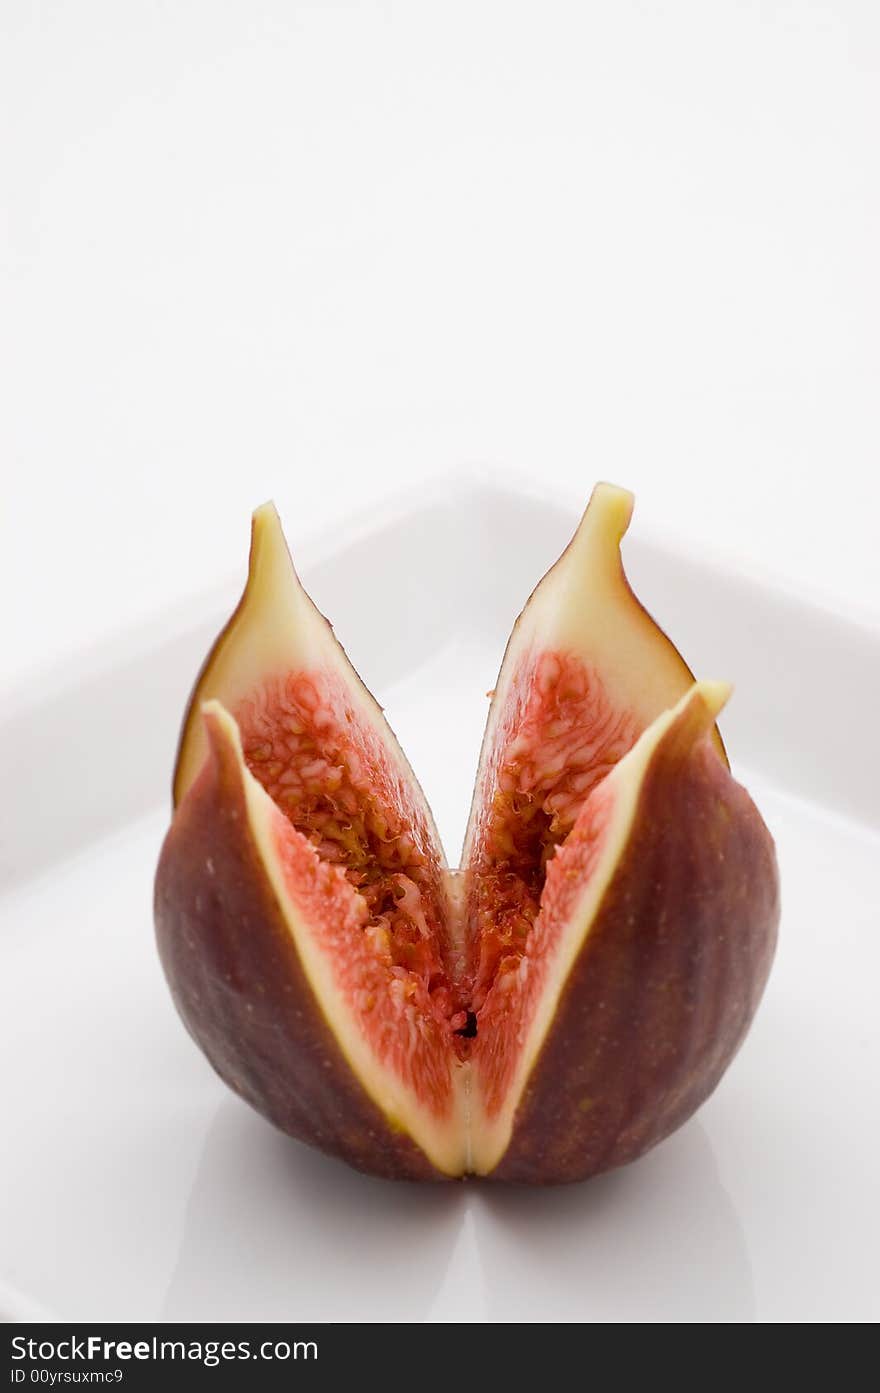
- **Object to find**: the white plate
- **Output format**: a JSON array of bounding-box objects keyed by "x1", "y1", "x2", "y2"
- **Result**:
[{"x1": 2, "y1": 480, "x2": 878, "y2": 1323}]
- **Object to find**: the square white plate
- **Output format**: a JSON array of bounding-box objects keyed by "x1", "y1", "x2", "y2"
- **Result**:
[{"x1": 2, "y1": 479, "x2": 878, "y2": 1323}]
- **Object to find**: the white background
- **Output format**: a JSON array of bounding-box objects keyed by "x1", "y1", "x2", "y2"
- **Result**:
[{"x1": 3, "y1": 0, "x2": 879, "y2": 695}]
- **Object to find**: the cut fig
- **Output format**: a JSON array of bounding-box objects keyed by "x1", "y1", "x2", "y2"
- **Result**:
[{"x1": 155, "y1": 487, "x2": 779, "y2": 1183}]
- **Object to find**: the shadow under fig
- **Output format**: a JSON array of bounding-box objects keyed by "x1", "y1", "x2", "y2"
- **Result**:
[
  {"x1": 160, "y1": 1101, "x2": 465, "y2": 1322},
  {"x1": 472, "y1": 1121, "x2": 755, "y2": 1323},
  {"x1": 162, "y1": 1101, "x2": 752, "y2": 1323}
]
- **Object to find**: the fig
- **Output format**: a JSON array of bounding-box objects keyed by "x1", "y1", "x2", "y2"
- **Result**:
[{"x1": 155, "y1": 486, "x2": 779, "y2": 1183}]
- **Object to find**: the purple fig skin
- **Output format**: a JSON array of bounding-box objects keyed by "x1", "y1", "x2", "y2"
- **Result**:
[
  {"x1": 489, "y1": 696, "x2": 780, "y2": 1184},
  {"x1": 154, "y1": 728, "x2": 447, "y2": 1182}
]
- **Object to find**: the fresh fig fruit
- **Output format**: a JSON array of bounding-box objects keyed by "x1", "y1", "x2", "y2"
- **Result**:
[{"x1": 155, "y1": 486, "x2": 779, "y2": 1183}]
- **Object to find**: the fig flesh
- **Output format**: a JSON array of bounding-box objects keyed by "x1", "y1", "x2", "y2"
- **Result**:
[{"x1": 155, "y1": 487, "x2": 779, "y2": 1182}]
